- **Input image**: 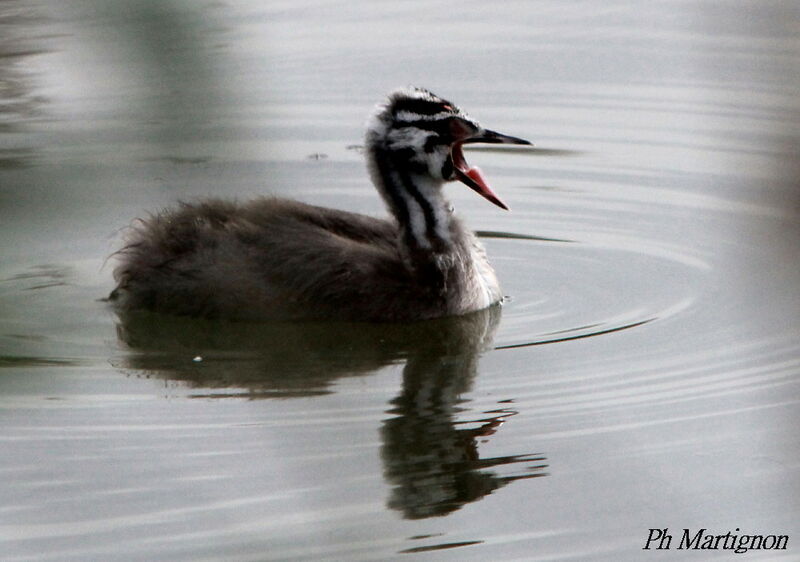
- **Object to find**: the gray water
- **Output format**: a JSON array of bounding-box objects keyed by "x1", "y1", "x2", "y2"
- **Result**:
[{"x1": 2, "y1": 1, "x2": 799, "y2": 560}]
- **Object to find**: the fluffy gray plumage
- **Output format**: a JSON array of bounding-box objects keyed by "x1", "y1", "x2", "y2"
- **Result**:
[
  {"x1": 111, "y1": 87, "x2": 517, "y2": 322},
  {"x1": 112, "y1": 197, "x2": 497, "y2": 321}
]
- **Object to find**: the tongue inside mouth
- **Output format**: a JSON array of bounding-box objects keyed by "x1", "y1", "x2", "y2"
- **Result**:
[{"x1": 452, "y1": 143, "x2": 509, "y2": 210}]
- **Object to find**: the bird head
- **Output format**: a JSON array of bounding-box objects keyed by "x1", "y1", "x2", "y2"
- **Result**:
[{"x1": 366, "y1": 87, "x2": 530, "y2": 210}]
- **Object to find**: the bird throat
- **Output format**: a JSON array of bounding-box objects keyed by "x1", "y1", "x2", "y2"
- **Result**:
[
  {"x1": 396, "y1": 171, "x2": 453, "y2": 252},
  {"x1": 369, "y1": 146, "x2": 454, "y2": 254}
]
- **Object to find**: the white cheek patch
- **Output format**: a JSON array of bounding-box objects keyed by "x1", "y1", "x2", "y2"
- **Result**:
[
  {"x1": 385, "y1": 127, "x2": 435, "y2": 151},
  {"x1": 422, "y1": 149, "x2": 448, "y2": 179}
]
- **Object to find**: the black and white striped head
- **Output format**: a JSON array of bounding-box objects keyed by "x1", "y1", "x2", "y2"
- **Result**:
[{"x1": 366, "y1": 87, "x2": 530, "y2": 211}]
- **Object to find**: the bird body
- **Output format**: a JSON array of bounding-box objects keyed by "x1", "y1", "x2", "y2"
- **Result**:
[{"x1": 111, "y1": 88, "x2": 529, "y2": 322}]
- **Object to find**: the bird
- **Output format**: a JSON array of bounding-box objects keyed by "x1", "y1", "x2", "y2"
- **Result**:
[{"x1": 110, "y1": 87, "x2": 530, "y2": 322}]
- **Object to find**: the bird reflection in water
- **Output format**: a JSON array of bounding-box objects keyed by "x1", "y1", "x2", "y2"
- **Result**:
[
  {"x1": 113, "y1": 304, "x2": 548, "y2": 518},
  {"x1": 381, "y1": 307, "x2": 548, "y2": 519}
]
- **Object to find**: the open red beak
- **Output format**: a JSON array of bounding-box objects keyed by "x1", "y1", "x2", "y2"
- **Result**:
[{"x1": 451, "y1": 129, "x2": 531, "y2": 211}]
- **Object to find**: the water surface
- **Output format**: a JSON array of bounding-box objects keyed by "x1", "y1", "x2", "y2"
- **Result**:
[{"x1": 1, "y1": 1, "x2": 799, "y2": 560}]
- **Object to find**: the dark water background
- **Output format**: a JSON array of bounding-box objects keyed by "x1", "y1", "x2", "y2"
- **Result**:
[{"x1": 1, "y1": 1, "x2": 799, "y2": 560}]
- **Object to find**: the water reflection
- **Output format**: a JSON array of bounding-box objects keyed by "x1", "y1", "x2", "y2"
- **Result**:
[
  {"x1": 383, "y1": 354, "x2": 547, "y2": 519},
  {"x1": 114, "y1": 305, "x2": 547, "y2": 517},
  {"x1": 113, "y1": 307, "x2": 499, "y2": 398},
  {"x1": 0, "y1": 2, "x2": 47, "y2": 168}
]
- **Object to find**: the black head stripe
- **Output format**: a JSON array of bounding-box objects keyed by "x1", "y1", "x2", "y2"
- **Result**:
[
  {"x1": 394, "y1": 118, "x2": 453, "y2": 136},
  {"x1": 441, "y1": 156, "x2": 454, "y2": 179},
  {"x1": 392, "y1": 97, "x2": 452, "y2": 117},
  {"x1": 373, "y1": 146, "x2": 411, "y2": 227},
  {"x1": 424, "y1": 135, "x2": 446, "y2": 153}
]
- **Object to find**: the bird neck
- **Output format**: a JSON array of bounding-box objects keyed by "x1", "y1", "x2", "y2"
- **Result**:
[
  {"x1": 366, "y1": 143, "x2": 502, "y2": 313},
  {"x1": 367, "y1": 145, "x2": 455, "y2": 254}
]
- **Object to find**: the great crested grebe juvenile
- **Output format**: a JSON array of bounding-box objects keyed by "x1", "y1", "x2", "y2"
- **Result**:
[{"x1": 111, "y1": 87, "x2": 530, "y2": 322}]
